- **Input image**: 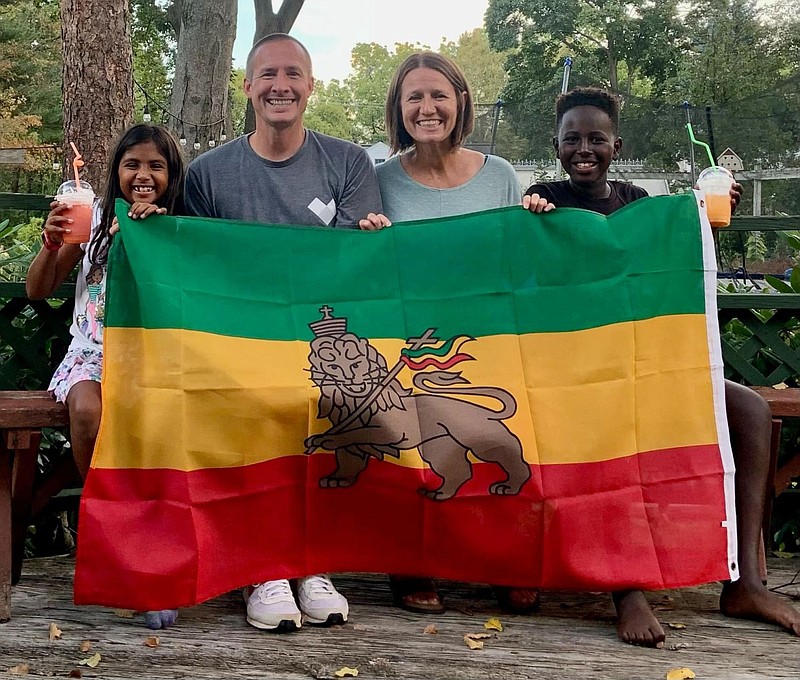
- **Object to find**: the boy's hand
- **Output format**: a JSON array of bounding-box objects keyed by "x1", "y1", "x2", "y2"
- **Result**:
[
  {"x1": 43, "y1": 200, "x2": 72, "y2": 244},
  {"x1": 522, "y1": 194, "x2": 556, "y2": 213},
  {"x1": 730, "y1": 182, "x2": 743, "y2": 215},
  {"x1": 359, "y1": 213, "x2": 392, "y2": 231},
  {"x1": 128, "y1": 202, "x2": 167, "y2": 220}
]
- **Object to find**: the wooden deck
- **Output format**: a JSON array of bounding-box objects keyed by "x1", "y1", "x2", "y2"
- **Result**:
[{"x1": 1, "y1": 556, "x2": 798, "y2": 679}]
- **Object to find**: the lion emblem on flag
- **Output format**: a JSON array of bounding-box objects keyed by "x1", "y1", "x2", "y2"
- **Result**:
[{"x1": 304, "y1": 307, "x2": 530, "y2": 500}]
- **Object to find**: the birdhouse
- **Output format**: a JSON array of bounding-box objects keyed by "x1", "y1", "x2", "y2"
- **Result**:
[{"x1": 717, "y1": 148, "x2": 743, "y2": 172}]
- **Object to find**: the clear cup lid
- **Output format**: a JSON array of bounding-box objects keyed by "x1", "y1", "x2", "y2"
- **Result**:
[
  {"x1": 698, "y1": 166, "x2": 733, "y2": 181},
  {"x1": 56, "y1": 179, "x2": 93, "y2": 194}
]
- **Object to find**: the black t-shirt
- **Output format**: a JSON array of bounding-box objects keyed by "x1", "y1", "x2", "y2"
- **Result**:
[{"x1": 525, "y1": 180, "x2": 649, "y2": 216}]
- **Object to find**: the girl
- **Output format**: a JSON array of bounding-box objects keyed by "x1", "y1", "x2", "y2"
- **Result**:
[{"x1": 25, "y1": 123, "x2": 185, "y2": 630}]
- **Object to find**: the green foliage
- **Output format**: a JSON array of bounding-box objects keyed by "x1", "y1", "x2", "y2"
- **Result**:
[
  {"x1": 0, "y1": 215, "x2": 39, "y2": 282},
  {"x1": 131, "y1": 0, "x2": 175, "y2": 123}
]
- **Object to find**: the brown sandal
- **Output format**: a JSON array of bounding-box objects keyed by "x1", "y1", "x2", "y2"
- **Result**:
[
  {"x1": 493, "y1": 586, "x2": 541, "y2": 614},
  {"x1": 389, "y1": 575, "x2": 445, "y2": 614}
]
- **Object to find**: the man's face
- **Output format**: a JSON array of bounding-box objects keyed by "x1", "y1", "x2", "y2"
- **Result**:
[
  {"x1": 554, "y1": 105, "x2": 621, "y2": 189},
  {"x1": 243, "y1": 39, "x2": 314, "y2": 131}
]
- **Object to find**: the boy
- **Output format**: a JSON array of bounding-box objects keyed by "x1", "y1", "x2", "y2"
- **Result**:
[{"x1": 524, "y1": 87, "x2": 800, "y2": 646}]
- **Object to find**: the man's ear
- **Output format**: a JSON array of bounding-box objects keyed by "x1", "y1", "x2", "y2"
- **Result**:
[
  {"x1": 552, "y1": 136, "x2": 559, "y2": 154},
  {"x1": 613, "y1": 136, "x2": 623, "y2": 160},
  {"x1": 243, "y1": 77, "x2": 252, "y2": 100}
]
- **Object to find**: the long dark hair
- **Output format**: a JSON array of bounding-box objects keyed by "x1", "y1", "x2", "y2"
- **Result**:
[{"x1": 89, "y1": 124, "x2": 185, "y2": 264}]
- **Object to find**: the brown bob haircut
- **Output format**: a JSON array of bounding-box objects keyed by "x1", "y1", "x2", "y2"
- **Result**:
[{"x1": 385, "y1": 51, "x2": 474, "y2": 154}]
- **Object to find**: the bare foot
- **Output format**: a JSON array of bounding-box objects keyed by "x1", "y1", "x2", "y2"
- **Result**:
[
  {"x1": 612, "y1": 590, "x2": 665, "y2": 648},
  {"x1": 720, "y1": 579, "x2": 800, "y2": 635},
  {"x1": 494, "y1": 586, "x2": 540, "y2": 613}
]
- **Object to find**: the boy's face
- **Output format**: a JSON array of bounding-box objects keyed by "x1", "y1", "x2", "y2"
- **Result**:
[{"x1": 553, "y1": 105, "x2": 622, "y2": 188}]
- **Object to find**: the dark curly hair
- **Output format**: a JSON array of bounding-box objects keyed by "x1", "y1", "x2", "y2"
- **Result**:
[{"x1": 555, "y1": 87, "x2": 620, "y2": 135}]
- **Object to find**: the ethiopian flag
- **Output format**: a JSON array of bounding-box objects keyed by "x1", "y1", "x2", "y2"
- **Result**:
[{"x1": 74, "y1": 193, "x2": 736, "y2": 610}]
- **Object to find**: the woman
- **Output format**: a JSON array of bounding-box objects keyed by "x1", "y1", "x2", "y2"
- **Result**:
[{"x1": 360, "y1": 51, "x2": 550, "y2": 615}]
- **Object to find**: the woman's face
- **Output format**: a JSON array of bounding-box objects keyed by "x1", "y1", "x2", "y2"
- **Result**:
[{"x1": 399, "y1": 67, "x2": 463, "y2": 148}]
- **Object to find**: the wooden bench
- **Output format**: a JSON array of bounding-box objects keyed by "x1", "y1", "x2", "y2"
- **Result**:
[
  {"x1": 750, "y1": 386, "x2": 800, "y2": 542},
  {"x1": 0, "y1": 391, "x2": 70, "y2": 622}
]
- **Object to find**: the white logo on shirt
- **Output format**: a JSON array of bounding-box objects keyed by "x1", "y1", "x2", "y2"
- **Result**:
[{"x1": 308, "y1": 198, "x2": 336, "y2": 225}]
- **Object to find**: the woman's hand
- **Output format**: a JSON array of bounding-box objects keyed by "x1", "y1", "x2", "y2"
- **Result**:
[
  {"x1": 43, "y1": 200, "x2": 72, "y2": 245},
  {"x1": 522, "y1": 193, "x2": 556, "y2": 213},
  {"x1": 359, "y1": 213, "x2": 392, "y2": 231},
  {"x1": 128, "y1": 202, "x2": 167, "y2": 220}
]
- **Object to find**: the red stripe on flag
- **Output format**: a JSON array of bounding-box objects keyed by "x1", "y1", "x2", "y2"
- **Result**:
[{"x1": 74, "y1": 445, "x2": 730, "y2": 610}]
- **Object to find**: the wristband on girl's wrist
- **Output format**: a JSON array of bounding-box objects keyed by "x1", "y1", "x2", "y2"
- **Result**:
[{"x1": 41, "y1": 230, "x2": 62, "y2": 251}]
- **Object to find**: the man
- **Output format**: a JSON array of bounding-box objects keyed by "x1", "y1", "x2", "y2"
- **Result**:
[{"x1": 184, "y1": 33, "x2": 383, "y2": 632}]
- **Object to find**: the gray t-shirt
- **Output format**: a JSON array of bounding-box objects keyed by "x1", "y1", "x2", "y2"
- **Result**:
[
  {"x1": 184, "y1": 130, "x2": 382, "y2": 227},
  {"x1": 376, "y1": 153, "x2": 522, "y2": 222}
]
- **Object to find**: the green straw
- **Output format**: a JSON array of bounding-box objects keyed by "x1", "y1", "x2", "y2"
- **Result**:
[{"x1": 685, "y1": 122, "x2": 716, "y2": 167}]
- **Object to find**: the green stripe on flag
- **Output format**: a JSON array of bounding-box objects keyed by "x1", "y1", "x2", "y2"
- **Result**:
[{"x1": 108, "y1": 194, "x2": 706, "y2": 341}]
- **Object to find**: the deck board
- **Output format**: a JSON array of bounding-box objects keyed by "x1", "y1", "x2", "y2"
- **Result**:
[{"x1": 1, "y1": 556, "x2": 798, "y2": 679}]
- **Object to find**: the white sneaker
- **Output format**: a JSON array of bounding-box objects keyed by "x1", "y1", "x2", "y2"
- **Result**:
[
  {"x1": 296, "y1": 574, "x2": 349, "y2": 625},
  {"x1": 244, "y1": 580, "x2": 301, "y2": 632}
]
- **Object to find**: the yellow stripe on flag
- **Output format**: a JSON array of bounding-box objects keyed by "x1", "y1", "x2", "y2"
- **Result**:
[{"x1": 97, "y1": 314, "x2": 716, "y2": 471}]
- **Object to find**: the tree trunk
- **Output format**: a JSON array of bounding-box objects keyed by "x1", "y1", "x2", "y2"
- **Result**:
[
  {"x1": 60, "y1": 0, "x2": 134, "y2": 194},
  {"x1": 169, "y1": 0, "x2": 237, "y2": 160},
  {"x1": 243, "y1": 0, "x2": 306, "y2": 133}
]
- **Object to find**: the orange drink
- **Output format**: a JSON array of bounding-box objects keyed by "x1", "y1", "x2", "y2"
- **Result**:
[
  {"x1": 56, "y1": 180, "x2": 94, "y2": 244},
  {"x1": 697, "y1": 166, "x2": 733, "y2": 228}
]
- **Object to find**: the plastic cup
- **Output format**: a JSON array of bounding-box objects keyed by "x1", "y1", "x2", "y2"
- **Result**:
[
  {"x1": 697, "y1": 166, "x2": 733, "y2": 228},
  {"x1": 55, "y1": 179, "x2": 94, "y2": 244}
]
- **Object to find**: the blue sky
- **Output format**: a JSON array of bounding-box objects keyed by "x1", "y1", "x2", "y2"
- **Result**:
[{"x1": 233, "y1": 0, "x2": 491, "y2": 83}]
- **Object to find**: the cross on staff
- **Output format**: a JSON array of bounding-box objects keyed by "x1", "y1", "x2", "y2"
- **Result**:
[{"x1": 304, "y1": 328, "x2": 441, "y2": 454}]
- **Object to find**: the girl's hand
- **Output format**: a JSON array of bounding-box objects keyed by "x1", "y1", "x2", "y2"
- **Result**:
[
  {"x1": 359, "y1": 213, "x2": 392, "y2": 231},
  {"x1": 127, "y1": 202, "x2": 167, "y2": 220},
  {"x1": 109, "y1": 216, "x2": 120, "y2": 235},
  {"x1": 43, "y1": 200, "x2": 73, "y2": 245},
  {"x1": 522, "y1": 193, "x2": 556, "y2": 213}
]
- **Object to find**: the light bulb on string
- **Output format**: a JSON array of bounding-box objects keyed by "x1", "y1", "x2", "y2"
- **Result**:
[
  {"x1": 179, "y1": 126, "x2": 187, "y2": 147},
  {"x1": 208, "y1": 139, "x2": 216, "y2": 148},
  {"x1": 52, "y1": 161, "x2": 60, "y2": 171},
  {"x1": 143, "y1": 103, "x2": 151, "y2": 123},
  {"x1": 193, "y1": 130, "x2": 201, "y2": 151}
]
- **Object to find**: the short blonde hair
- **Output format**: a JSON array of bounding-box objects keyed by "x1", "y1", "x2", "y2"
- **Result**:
[{"x1": 385, "y1": 52, "x2": 474, "y2": 154}]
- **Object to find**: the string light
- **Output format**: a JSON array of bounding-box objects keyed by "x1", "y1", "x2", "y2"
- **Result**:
[
  {"x1": 52, "y1": 161, "x2": 60, "y2": 171},
  {"x1": 133, "y1": 78, "x2": 226, "y2": 151}
]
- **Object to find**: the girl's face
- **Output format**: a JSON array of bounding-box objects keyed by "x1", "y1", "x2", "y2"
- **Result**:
[
  {"x1": 118, "y1": 141, "x2": 169, "y2": 204},
  {"x1": 399, "y1": 67, "x2": 463, "y2": 148}
]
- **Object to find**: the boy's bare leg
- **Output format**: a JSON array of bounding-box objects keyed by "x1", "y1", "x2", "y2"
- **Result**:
[
  {"x1": 719, "y1": 381, "x2": 800, "y2": 635},
  {"x1": 612, "y1": 590, "x2": 665, "y2": 647},
  {"x1": 65, "y1": 381, "x2": 102, "y2": 481}
]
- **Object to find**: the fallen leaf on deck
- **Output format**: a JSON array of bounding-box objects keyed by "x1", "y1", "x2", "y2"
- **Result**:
[
  {"x1": 78, "y1": 653, "x2": 101, "y2": 668},
  {"x1": 143, "y1": 636, "x2": 160, "y2": 648},
  {"x1": 667, "y1": 622, "x2": 686, "y2": 629},
  {"x1": 652, "y1": 603, "x2": 675, "y2": 612},
  {"x1": 79, "y1": 641, "x2": 92, "y2": 653},
  {"x1": 464, "y1": 636, "x2": 484, "y2": 650},
  {"x1": 423, "y1": 624, "x2": 438, "y2": 635},
  {"x1": 113, "y1": 609, "x2": 134, "y2": 618},
  {"x1": 69, "y1": 670, "x2": 82, "y2": 679},
  {"x1": 465, "y1": 633, "x2": 492, "y2": 640},
  {"x1": 49, "y1": 622, "x2": 62, "y2": 641},
  {"x1": 772, "y1": 383, "x2": 789, "y2": 390},
  {"x1": 666, "y1": 668, "x2": 696, "y2": 680},
  {"x1": 484, "y1": 617, "x2": 503, "y2": 632},
  {"x1": 7, "y1": 663, "x2": 29, "y2": 675},
  {"x1": 352, "y1": 624, "x2": 367, "y2": 631},
  {"x1": 334, "y1": 667, "x2": 358, "y2": 677},
  {"x1": 668, "y1": 643, "x2": 691, "y2": 651}
]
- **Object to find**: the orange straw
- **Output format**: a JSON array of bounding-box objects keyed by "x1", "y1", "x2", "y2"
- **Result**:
[{"x1": 69, "y1": 141, "x2": 85, "y2": 189}]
